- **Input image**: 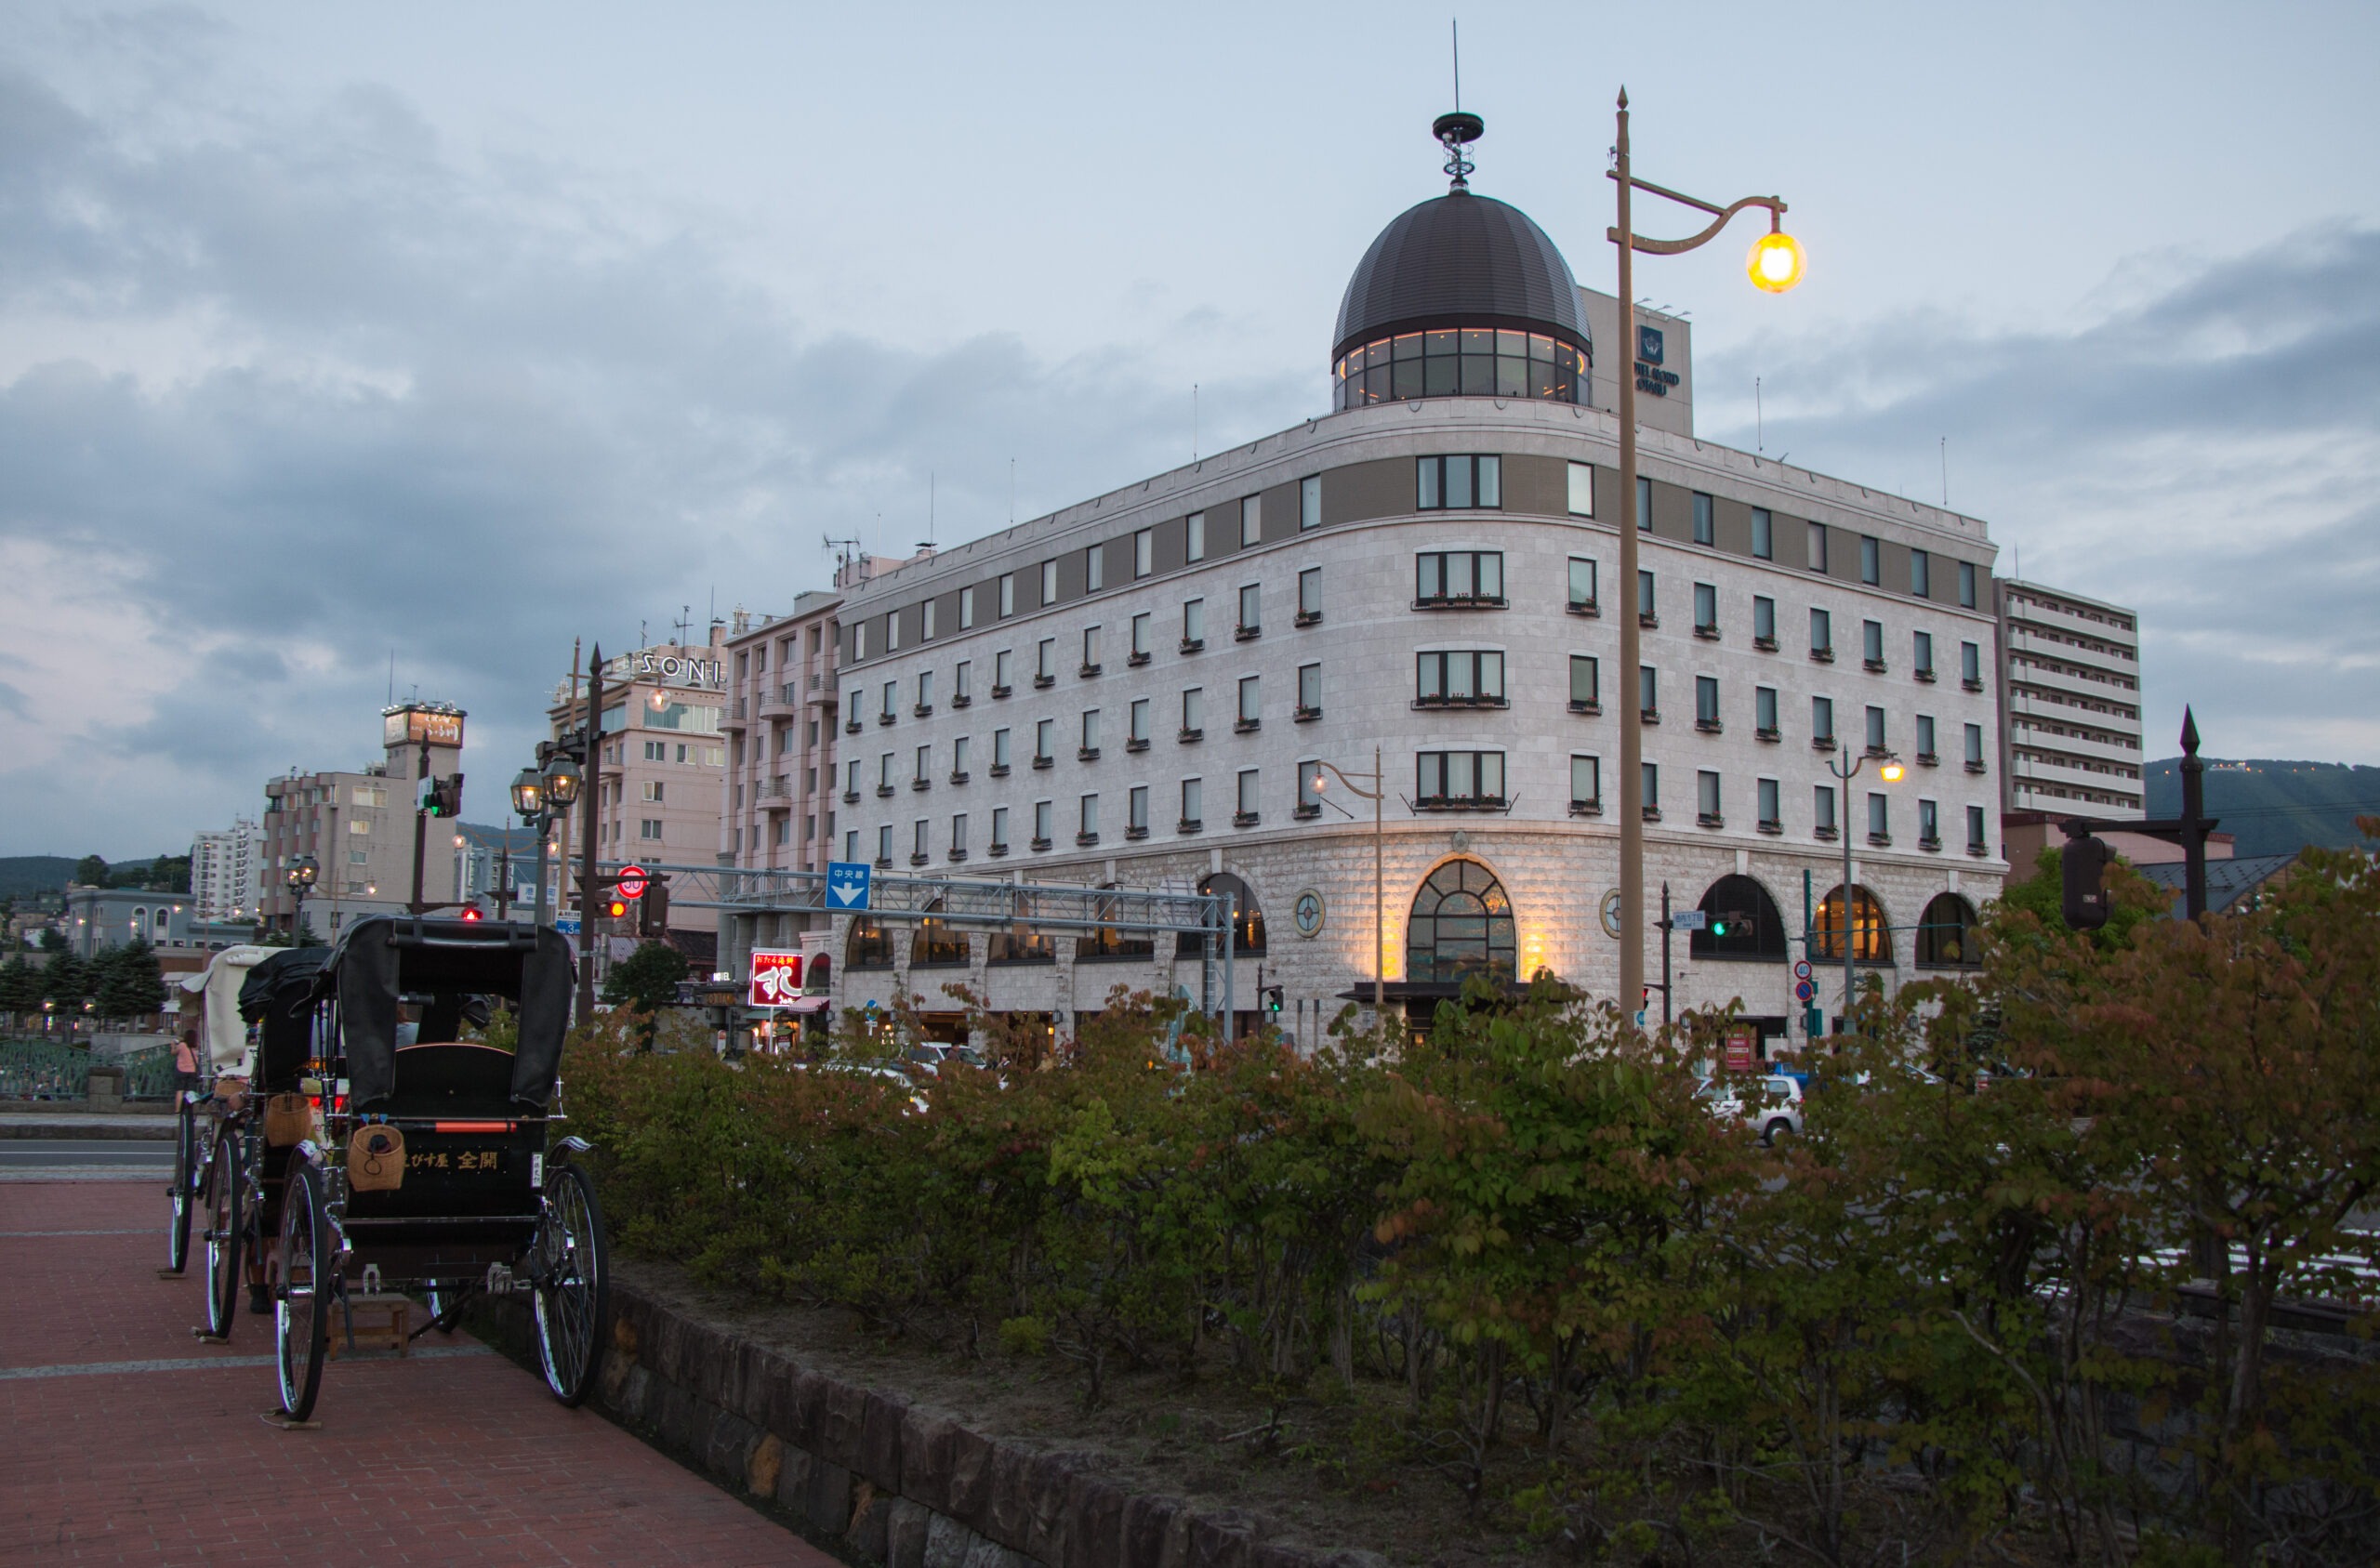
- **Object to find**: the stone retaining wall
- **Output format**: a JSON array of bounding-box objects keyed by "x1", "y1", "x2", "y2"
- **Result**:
[{"x1": 600, "y1": 1282, "x2": 1382, "y2": 1568}]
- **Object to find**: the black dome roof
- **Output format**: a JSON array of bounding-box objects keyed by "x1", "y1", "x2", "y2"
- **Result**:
[{"x1": 1332, "y1": 191, "x2": 1589, "y2": 362}]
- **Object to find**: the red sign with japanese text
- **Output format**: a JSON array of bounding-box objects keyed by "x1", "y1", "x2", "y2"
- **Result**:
[
  {"x1": 747, "y1": 951, "x2": 804, "y2": 1008},
  {"x1": 1723, "y1": 1025, "x2": 1757, "y2": 1074}
]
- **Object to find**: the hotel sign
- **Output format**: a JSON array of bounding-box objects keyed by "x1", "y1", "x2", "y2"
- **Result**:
[
  {"x1": 606, "y1": 649, "x2": 725, "y2": 688},
  {"x1": 1633, "y1": 325, "x2": 1679, "y2": 399}
]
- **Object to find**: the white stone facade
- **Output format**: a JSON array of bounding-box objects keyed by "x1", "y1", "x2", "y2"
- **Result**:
[
  {"x1": 191, "y1": 818, "x2": 263, "y2": 923},
  {"x1": 825, "y1": 396, "x2": 2006, "y2": 1047},
  {"x1": 1992, "y1": 577, "x2": 2144, "y2": 821}
]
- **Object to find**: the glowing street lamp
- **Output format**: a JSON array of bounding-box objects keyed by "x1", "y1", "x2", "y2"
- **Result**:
[
  {"x1": 1822, "y1": 748, "x2": 1900, "y2": 1034},
  {"x1": 1746, "y1": 228, "x2": 1807, "y2": 294},
  {"x1": 1309, "y1": 746, "x2": 1386, "y2": 1015}
]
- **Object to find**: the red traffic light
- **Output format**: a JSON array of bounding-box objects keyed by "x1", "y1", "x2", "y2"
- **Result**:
[
  {"x1": 460, "y1": 906, "x2": 483, "y2": 923},
  {"x1": 607, "y1": 899, "x2": 629, "y2": 920}
]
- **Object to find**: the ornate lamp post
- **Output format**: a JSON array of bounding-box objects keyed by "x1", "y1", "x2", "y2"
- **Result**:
[
  {"x1": 1820, "y1": 749, "x2": 1901, "y2": 1032},
  {"x1": 1609, "y1": 88, "x2": 1805, "y2": 1022},
  {"x1": 284, "y1": 853, "x2": 319, "y2": 940},
  {"x1": 1307, "y1": 746, "x2": 1386, "y2": 1015}
]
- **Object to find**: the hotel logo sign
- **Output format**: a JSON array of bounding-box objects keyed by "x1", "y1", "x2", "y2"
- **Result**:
[{"x1": 1633, "y1": 324, "x2": 1680, "y2": 399}]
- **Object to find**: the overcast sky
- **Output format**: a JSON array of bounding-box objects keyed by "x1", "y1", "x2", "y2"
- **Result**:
[{"x1": 4, "y1": 1, "x2": 2376, "y2": 858}]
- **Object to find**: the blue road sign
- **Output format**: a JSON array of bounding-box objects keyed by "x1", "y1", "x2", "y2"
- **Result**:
[
  {"x1": 552, "y1": 914, "x2": 581, "y2": 936},
  {"x1": 826, "y1": 860, "x2": 873, "y2": 911},
  {"x1": 1793, "y1": 980, "x2": 1817, "y2": 1003}
]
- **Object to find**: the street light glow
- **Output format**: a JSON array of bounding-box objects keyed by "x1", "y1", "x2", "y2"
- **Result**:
[
  {"x1": 1747, "y1": 231, "x2": 1806, "y2": 293},
  {"x1": 1880, "y1": 758, "x2": 1906, "y2": 783}
]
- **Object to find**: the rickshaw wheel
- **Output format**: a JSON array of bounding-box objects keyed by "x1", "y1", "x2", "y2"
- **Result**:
[
  {"x1": 202, "y1": 1127, "x2": 243, "y2": 1339},
  {"x1": 531, "y1": 1163, "x2": 609, "y2": 1406},
  {"x1": 168, "y1": 1095, "x2": 197, "y2": 1274},
  {"x1": 274, "y1": 1159, "x2": 332, "y2": 1420}
]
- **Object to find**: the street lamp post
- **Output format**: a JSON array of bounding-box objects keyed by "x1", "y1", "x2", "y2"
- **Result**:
[
  {"x1": 1308, "y1": 746, "x2": 1386, "y2": 1016},
  {"x1": 1609, "y1": 88, "x2": 1805, "y2": 1023},
  {"x1": 1821, "y1": 749, "x2": 1901, "y2": 1033},
  {"x1": 284, "y1": 853, "x2": 319, "y2": 941}
]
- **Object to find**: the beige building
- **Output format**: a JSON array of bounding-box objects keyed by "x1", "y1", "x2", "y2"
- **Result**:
[
  {"x1": 259, "y1": 703, "x2": 466, "y2": 938},
  {"x1": 191, "y1": 818, "x2": 264, "y2": 923},
  {"x1": 1992, "y1": 577, "x2": 2144, "y2": 821},
  {"x1": 715, "y1": 588, "x2": 849, "y2": 974}
]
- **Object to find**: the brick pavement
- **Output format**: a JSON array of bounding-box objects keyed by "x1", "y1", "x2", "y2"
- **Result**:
[{"x1": 0, "y1": 1179, "x2": 838, "y2": 1565}]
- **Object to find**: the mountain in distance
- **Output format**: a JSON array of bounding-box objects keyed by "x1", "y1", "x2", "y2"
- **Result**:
[
  {"x1": 2143, "y1": 758, "x2": 2380, "y2": 858},
  {"x1": 0, "y1": 857, "x2": 82, "y2": 901}
]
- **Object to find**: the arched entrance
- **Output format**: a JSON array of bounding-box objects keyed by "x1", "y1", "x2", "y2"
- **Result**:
[
  {"x1": 1811, "y1": 885, "x2": 1892, "y2": 964},
  {"x1": 1690, "y1": 875, "x2": 1788, "y2": 961},
  {"x1": 1174, "y1": 872, "x2": 1266, "y2": 955},
  {"x1": 846, "y1": 916, "x2": 894, "y2": 970},
  {"x1": 910, "y1": 900, "x2": 970, "y2": 968},
  {"x1": 1915, "y1": 893, "x2": 1981, "y2": 968},
  {"x1": 1405, "y1": 858, "x2": 1516, "y2": 984}
]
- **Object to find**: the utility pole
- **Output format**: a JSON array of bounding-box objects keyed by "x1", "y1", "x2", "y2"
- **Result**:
[
  {"x1": 1659, "y1": 880, "x2": 1673, "y2": 1028},
  {"x1": 408, "y1": 734, "x2": 431, "y2": 914},
  {"x1": 575, "y1": 645, "x2": 606, "y2": 1024}
]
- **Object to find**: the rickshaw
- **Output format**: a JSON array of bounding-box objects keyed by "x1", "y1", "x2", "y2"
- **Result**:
[
  {"x1": 167, "y1": 944, "x2": 325, "y2": 1340},
  {"x1": 268, "y1": 914, "x2": 607, "y2": 1423}
]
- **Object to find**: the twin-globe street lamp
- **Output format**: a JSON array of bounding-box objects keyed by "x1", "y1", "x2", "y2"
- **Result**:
[
  {"x1": 1610, "y1": 88, "x2": 1806, "y2": 1023},
  {"x1": 509, "y1": 749, "x2": 583, "y2": 928},
  {"x1": 284, "y1": 853, "x2": 319, "y2": 938}
]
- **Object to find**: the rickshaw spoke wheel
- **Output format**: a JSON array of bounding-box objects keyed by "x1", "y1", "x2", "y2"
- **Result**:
[
  {"x1": 532, "y1": 1164, "x2": 609, "y2": 1406},
  {"x1": 274, "y1": 1159, "x2": 331, "y2": 1421},
  {"x1": 202, "y1": 1127, "x2": 243, "y2": 1339},
  {"x1": 168, "y1": 1095, "x2": 197, "y2": 1274}
]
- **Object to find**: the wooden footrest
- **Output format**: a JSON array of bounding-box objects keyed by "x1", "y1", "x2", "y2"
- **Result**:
[{"x1": 332, "y1": 1292, "x2": 412, "y2": 1359}]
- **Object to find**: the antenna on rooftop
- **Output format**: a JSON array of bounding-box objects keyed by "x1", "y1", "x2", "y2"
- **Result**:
[
  {"x1": 919, "y1": 472, "x2": 936, "y2": 552},
  {"x1": 1433, "y1": 20, "x2": 1483, "y2": 191}
]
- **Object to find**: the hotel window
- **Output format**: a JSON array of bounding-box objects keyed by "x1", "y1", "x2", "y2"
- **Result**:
[
  {"x1": 1130, "y1": 697, "x2": 1150, "y2": 745},
  {"x1": 1642, "y1": 762, "x2": 1659, "y2": 814},
  {"x1": 1297, "y1": 662, "x2": 1321, "y2": 715},
  {"x1": 951, "y1": 813, "x2": 967, "y2": 854},
  {"x1": 1911, "y1": 548, "x2": 1931, "y2": 598},
  {"x1": 1182, "y1": 687, "x2": 1204, "y2": 733},
  {"x1": 1807, "y1": 521, "x2": 1829, "y2": 573},
  {"x1": 1298, "y1": 566, "x2": 1321, "y2": 622},
  {"x1": 913, "y1": 820, "x2": 930, "y2": 860},
  {"x1": 1752, "y1": 507, "x2": 1773, "y2": 560},
  {"x1": 1868, "y1": 792, "x2": 1890, "y2": 842},
  {"x1": 643, "y1": 740, "x2": 666, "y2": 761},
  {"x1": 1237, "y1": 583, "x2": 1261, "y2": 635},
  {"x1": 1080, "y1": 709, "x2": 1100, "y2": 754},
  {"x1": 879, "y1": 753, "x2": 894, "y2": 789},
  {"x1": 1414, "y1": 550, "x2": 1505, "y2": 606},
  {"x1": 1692, "y1": 492, "x2": 1714, "y2": 546},
  {"x1": 1640, "y1": 664, "x2": 1659, "y2": 718},
  {"x1": 1959, "y1": 560, "x2": 1977, "y2": 609},
  {"x1": 1033, "y1": 799, "x2": 1053, "y2": 846},
  {"x1": 1967, "y1": 804, "x2": 1988, "y2": 853},
  {"x1": 853, "y1": 622, "x2": 867, "y2": 659},
  {"x1": 1236, "y1": 768, "x2": 1261, "y2": 822},
  {"x1": 914, "y1": 744, "x2": 931, "y2": 784},
  {"x1": 1296, "y1": 763, "x2": 1321, "y2": 816},
  {"x1": 1570, "y1": 755, "x2": 1601, "y2": 810},
  {"x1": 1860, "y1": 534, "x2": 1881, "y2": 585},
  {"x1": 998, "y1": 573, "x2": 1015, "y2": 617},
  {"x1": 1240, "y1": 494, "x2": 1263, "y2": 547},
  {"x1": 922, "y1": 598, "x2": 938, "y2": 640},
  {"x1": 1081, "y1": 626, "x2": 1101, "y2": 670},
  {"x1": 846, "y1": 829, "x2": 860, "y2": 862},
  {"x1": 1181, "y1": 776, "x2": 1203, "y2": 827},
  {"x1": 1638, "y1": 569, "x2": 1657, "y2": 623},
  {"x1": 1300, "y1": 474, "x2": 1321, "y2": 532},
  {"x1": 885, "y1": 613, "x2": 899, "y2": 652},
  {"x1": 917, "y1": 669, "x2": 933, "y2": 709},
  {"x1": 1813, "y1": 695, "x2": 1835, "y2": 744},
  {"x1": 1416, "y1": 749, "x2": 1505, "y2": 807},
  {"x1": 1750, "y1": 598, "x2": 1776, "y2": 649},
  {"x1": 1919, "y1": 797, "x2": 1939, "y2": 846},
  {"x1": 1863, "y1": 619, "x2": 1885, "y2": 668},
  {"x1": 1866, "y1": 705, "x2": 1887, "y2": 753},
  {"x1": 1236, "y1": 675, "x2": 1261, "y2": 726},
  {"x1": 1130, "y1": 612, "x2": 1151, "y2": 659},
  {"x1": 1965, "y1": 722, "x2": 1985, "y2": 768},
  {"x1": 1134, "y1": 528, "x2": 1153, "y2": 578},
  {"x1": 1085, "y1": 545, "x2": 1104, "y2": 593},
  {"x1": 994, "y1": 649, "x2": 1013, "y2": 692},
  {"x1": 1417, "y1": 649, "x2": 1505, "y2": 705},
  {"x1": 993, "y1": 728, "x2": 1012, "y2": 770},
  {"x1": 991, "y1": 806, "x2": 1009, "y2": 853},
  {"x1": 959, "y1": 585, "x2": 976, "y2": 629},
  {"x1": 1130, "y1": 784, "x2": 1150, "y2": 836},
  {"x1": 1034, "y1": 719, "x2": 1054, "y2": 764},
  {"x1": 1913, "y1": 630, "x2": 1935, "y2": 678},
  {"x1": 1569, "y1": 654, "x2": 1599, "y2": 711},
  {"x1": 1915, "y1": 714, "x2": 1937, "y2": 758},
  {"x1": 844, "y1": 683, "x2": 862, "y2": 721},
  {"x1": 1696, "y1": 676, "x2": 1721, "y2": 729},
  {"x1": 877, "y1": 824, "x2": 893, "y2": 864},
  {"x1": 1185, "y1": 511, "x2": 1206, "y2": 562},
  {"x1": 1637, "y1": 475, "x2": 1652, "y2": 532},
  {"x1": 1757, "y1": 777, "x2": 1780, "y2": 830},
  {"x1": 1416, "y1": 454, "x2": 1501, "y2": 509},
  {"x1": 1079, "y1": 794, "x2": 1098, "y2": 842},
  {"x1": 880, "y1": 680, "x2": 897, "y2": 719},
  {"x1": 1962, "y1": 640, "x2": 1982, "y2": 686},
  {"x1": 1567, "y1": 556, "x2": 1597, "y2": 613},
  {"x1": 955, "y1": 660, "x2": 972, "y2": 701},
  {"x1": 1815, "y1": 784, "x2": 1837, "y2": 837},
  {"x1": 1810, "y1": 608, "x2": 1832, "y2": 658},
  {"x1": 953, "y1": 735, "x2": 972, "y2": 774},
  {"x1": 1693, "y1": 581, "x2": 1717, "y2": 634},
  {"x1": 1755, "y1": 685, "x2": 1778, "y2": 734},
  {"x1": 1037, "y1": 638, "x2": 1055, "y2": 682},
  {"x1": 1183, "y1": 597, "x2": 1205, "y2": 646},
  {"x1": 845, "y1": 758, "x2": 860, "y2": 795},
  {"x1": 1567, "y1": 460, "x2": 1594, "y2": 517},
  {"x1": 1697, "y1": 770, "x2": 1722, "y2": 824}
]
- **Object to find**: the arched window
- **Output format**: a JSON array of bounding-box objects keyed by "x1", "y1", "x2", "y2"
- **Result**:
[
  {"x1": 988, "y1": 890, "x2": 1054, "y2": 965},
  {"x1": 1811, "y1": 885, "x2": 1892, "y2": 964},
  {"x1": 846, "y1": 916, "x2": 894, "y2": 970},
  {"x1": 1915, "y1": 893, "x2": 1981, "y2": 968},
  {"x1": 910, "y1": 900, "x2": 970, "y2": 968},
  {"x1": 1079, "y1": 885, "x2": 1156, "y2": 961},
  {"x1": 1690, "y1": 875, "x2": 1788, "y2": 961},
  {"x1": 1175, "y1": 872, "x2": 1266, "y2": 956},
  {"x1": 1406, "y1": 858, "x2": 1516, "y2": 984}
]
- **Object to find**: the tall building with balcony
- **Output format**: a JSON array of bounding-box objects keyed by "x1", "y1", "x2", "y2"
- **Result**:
[
  {"x1": 717, "y1": 589, "x2": 845, "y2": 974},
  {"x1": 191, "y1": 818, "x2": 264, "y2": 923},
  {"x1": 1990, "y1": 578, "x2": 2144, "y2": 822},
  {"x1": 814, "y1": 118, "x2": 2008, "y2": 1052}
]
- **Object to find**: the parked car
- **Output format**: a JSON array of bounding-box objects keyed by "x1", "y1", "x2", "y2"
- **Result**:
[{"x1": 1696, "y1": 1073, "x2": 1805, "y2": 1145}]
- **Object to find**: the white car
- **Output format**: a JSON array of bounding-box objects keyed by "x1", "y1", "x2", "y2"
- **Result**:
[{"x1": 1696, "y1": 1074, "x2": 1805, "y2": 1145}]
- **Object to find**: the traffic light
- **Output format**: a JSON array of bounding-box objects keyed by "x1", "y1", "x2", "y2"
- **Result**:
[
  {"x1": 2060, "y1": 829, "x2": 2114, "y2": 930},
  {"x1": 606, "y1": 898, "x2": 629, "y2": 922},
  {"x1": 1707, "y1": 916, "x2": 1731, "y2": 939},
  {"x1": 421, "y1": 773, "x2": 465, "y2": 818},
  {"x1": 459, "y1": 905, "x2": 483, "y2": 923},
  {"x1": 638, "y1": 877, "x2": 671, "y2": 937},
  {"x1": 1262, "y1": 985, "x2": 1284, "y2": 1017}
]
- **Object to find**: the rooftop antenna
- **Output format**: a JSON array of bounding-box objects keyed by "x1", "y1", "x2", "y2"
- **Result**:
[
  {"x1": 674, "y1": 605, "x2": 692, "y2": 646},
  {"x1": 1434, "y1": 21, "x2": 1483, "y2": 196},
  {"x1": 1755, "y1": 376, "x2": 1764, "y2": 454},
  {"x1": 387, "y1": 650, "x2": 395, "y2": 705},
  {"x1": 1009, "y1": 457, "x2": 1016, "y2": 523},
  {"x1": 1939, "y1": 436, "x2": 1950, "y2": 508},
  {"x1": 918, "y1": 471, "x2": 936, "y2": 552},
  {"x1": 1192, "y1": 384, "x2": 1199, "y2": 460}
]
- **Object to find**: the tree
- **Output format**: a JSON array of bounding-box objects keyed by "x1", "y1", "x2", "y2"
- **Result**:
[
  {"x1": 37, "y1": 928, "x2": 64, "y2": 952},
  {"x1": 96, "y1": 941, "x2": 166, "y2": 1023},
  {"x1": 601, "y1": 941, "x2": 688, "y2": 1021},
  {"x1": 1996, "y1": 844, "x2": 2157, "y2": 950},
  {"x1": 73, "y1": 854, "x2": 109, "y2": 888},
  {"x1": 42, "y1": 950, "x2": 91, "y2": 1009},
  {"x1": 0, "y1": 954, "x2": 43, "y2": 1021}
]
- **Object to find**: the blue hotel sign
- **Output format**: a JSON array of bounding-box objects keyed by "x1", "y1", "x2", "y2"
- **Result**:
[{"x1": 1634, "y1": 324, "x2": 1680, "y2": 398}]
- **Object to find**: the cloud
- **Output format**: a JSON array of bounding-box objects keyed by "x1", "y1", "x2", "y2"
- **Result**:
[
  {"x1": 1699, "y1": 222, "x2": 2380, "y2": 766},
  {"x1": 0, "y1": 39, "x2": 1310, "y2": 856}
]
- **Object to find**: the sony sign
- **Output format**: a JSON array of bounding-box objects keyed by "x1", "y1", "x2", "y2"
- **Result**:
[{"x1": 608, "y1": 649, "x2": 725, "y2": 688}]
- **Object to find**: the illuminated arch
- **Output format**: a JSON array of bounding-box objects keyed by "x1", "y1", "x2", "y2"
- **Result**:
[
  {"x1": 1811, "y1": 885, "x2": 1892, "y2": 965},
  {"x1": 1915, "y1": 892, "x2": 1981, "y2": 969},
  {"x1": 1405, "y1": 858, "x2": 1516, "y2": 983},
  {"x1": 1689, "y1": 874, "x2": 1788, "y2": 961}
]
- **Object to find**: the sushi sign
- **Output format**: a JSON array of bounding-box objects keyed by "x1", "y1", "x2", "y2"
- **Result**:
[{"x1": 748, "y1": 951, "x2": 804, "y2": 1008}]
